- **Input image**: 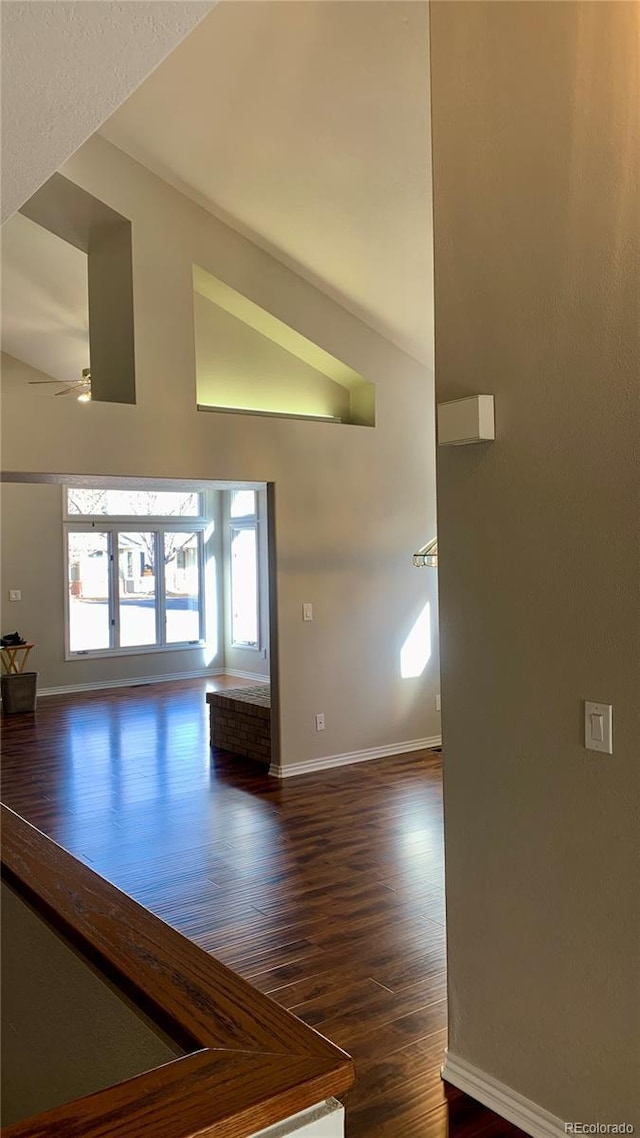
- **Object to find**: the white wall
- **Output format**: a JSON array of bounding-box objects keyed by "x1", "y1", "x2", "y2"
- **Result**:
[
  {"x1": 1, "y1": 134, "x2": 439, "y2": 768},
  {"x1": 431, "y1": 0, "x2": 640, "y2": 1123}
]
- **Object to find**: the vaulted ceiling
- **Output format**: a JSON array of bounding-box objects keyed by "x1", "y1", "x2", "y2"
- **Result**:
[
  {"x1": 101, "y1": 1, "x2": 433, "y2": 366},
  {"x1": 1, "y1": 1, "x2": 433, "y2": 387},
  {"x1": 0, "y1": 0, "x2": 216, "y2": 223}
]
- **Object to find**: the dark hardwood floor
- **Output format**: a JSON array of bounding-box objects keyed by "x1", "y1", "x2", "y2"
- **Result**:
[{"x1": 1, "y1": 679, "x2": 523, "y2": 1138}]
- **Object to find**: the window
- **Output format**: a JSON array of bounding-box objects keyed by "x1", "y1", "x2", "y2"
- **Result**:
[
  {"x1": 67, "y1": 488, "x2": 201, "y2": 518},
  {"x1": 67, "y1": 531, "x2": 110, "y2": 652},
  {"x1": 65, "y1": 488, "x2": 206, "y2": 657},
  {"x1": 228, "y1": 491, "x2": 259, "y2": 648},
  {"x1": 229, "y1": 490, "x2": 256, "y2": 519}
]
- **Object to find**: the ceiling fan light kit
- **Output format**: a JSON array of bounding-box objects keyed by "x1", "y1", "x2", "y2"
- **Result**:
[{"x1": 28, "y1": 366, "x2": 91, "y2": 401}]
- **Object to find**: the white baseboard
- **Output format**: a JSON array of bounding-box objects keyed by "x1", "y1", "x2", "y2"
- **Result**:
[
  {"x1": 38, "y1": 667, "x2": 223, "y2": 697},
  {"x1": 270, "y1": 735, "x2": 442, "y2": 778},
  {"x1": 442, "y1": 1052, "x2": 565, "y2": 1138},
  {"x1": 224, "y1": 668, "x2": 270, "y2": 683}
]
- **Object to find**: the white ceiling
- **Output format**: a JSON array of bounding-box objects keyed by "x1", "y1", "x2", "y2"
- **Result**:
[
  {"x1": 0, "y1": 1, "x2": 216, "y2": 223},
  {"x1": 100, "y1": 1, "x2": 433, "y2": 366}
]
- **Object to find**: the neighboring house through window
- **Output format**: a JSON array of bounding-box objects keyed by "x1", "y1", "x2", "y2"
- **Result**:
[
  {"x1": 64, "y1": 488, "x2": 206, "y2": 657},
  {"x1": 228, "y1": 490, "x2": 259, "y2": 649}
]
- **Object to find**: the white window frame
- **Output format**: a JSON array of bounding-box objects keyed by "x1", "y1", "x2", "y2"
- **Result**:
[
  {"x1": 227, "y1": 492, "x2": 261, "y2": 651},
  {"x1": 63, "y1": 489, "x2": 207, "y2": 660}
]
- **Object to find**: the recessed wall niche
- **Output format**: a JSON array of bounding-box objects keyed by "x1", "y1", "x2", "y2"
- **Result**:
[
  {"x1": 1, "y1": 212, "x2": 89, "y2": 389},
  {"x1": 193, "y1": 265, "x2": 375, "y2": 426},
  {"x1": 17, "y1": 174, "x2": 136, "y2": 405}
]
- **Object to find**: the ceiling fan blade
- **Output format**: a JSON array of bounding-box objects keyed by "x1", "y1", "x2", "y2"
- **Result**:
[{"x1": 29, "y1": 368, "x2": 91, "y2": 396}]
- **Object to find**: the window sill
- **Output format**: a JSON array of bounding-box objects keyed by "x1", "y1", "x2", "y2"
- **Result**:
[{"x1": 66, "y1": 642, "x2": 208, "y2": 662}]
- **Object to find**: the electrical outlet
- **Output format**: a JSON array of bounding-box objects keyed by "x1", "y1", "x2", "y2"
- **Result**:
[
  {"x1": 435, "y1": 694, "x2": 441, "y2": 712},
  {"x1": 315, "y1": 713, "x2": 325, "y2": 731},
  {"x1": 9, "y1": 590, "x2": 21, "y2": 601}
]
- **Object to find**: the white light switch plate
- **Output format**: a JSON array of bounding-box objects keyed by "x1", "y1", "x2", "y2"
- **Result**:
[
  {"x1": 302, "y1": 603, "x2": 313, "y2": 622},
  {"x1": 9, "y1": 590, "x2": 21, "y2": 601},
  {"x1": 585, "y1": 701, "x2": 613, "y2": 754}
]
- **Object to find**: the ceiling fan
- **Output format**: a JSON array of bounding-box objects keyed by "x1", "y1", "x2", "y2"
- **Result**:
[{"x1": 29, "y1": 367, "x2": 91, "y2": 401}]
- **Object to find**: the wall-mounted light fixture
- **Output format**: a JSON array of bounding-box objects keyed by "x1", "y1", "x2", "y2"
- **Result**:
[
  {"x1": 413, "y1": 537, "x2": 438, "y2": 568},
  {"x1": 437, "y1": 395, "x2": 494, "y2": 446}
]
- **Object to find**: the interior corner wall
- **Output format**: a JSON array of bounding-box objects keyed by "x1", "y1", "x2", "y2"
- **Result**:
[
  {"x1": 0, "y1": 133, "x2": 440, "y2": 765},
  {"x1": 430, "y1": 0, "x2": 640, "y2": 1123}
]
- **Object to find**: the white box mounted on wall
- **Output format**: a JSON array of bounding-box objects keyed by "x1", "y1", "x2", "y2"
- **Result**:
[{"x1": 437, "y1": 395, "x2": 495, "y2": 446}]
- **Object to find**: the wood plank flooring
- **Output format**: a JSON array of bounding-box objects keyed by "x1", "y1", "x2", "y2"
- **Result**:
[{"x1": 1, "y1": 679, "x2": 525, "y2": 1138}]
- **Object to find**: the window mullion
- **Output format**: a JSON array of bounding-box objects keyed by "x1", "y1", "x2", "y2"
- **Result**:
[
  {"x1": 156, "y1": 531, "x2": 165, "y2": 646},
  {"x1": 109, "y1": 531, "x2": 119, "y2": 650},
  {"x1": 197, "y1": 531, "x2": 205, "y2": 642}
]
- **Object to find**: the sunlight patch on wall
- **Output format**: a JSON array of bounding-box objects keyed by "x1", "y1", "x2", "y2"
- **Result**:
[{"x1": 400, "y1": 602, "x2": 431, "y2": 679}]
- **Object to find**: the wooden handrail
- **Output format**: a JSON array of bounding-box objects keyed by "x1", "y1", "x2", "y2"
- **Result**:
[{"x1": 1, "y1": 805, "x2": 355, "y2": 1138}]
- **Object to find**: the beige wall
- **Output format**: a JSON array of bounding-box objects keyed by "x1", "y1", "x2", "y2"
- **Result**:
[
  {"x1": 1, "y1": 134, "x2": 439, "y2": 768},
  {"x1": 431, "y1": 0, "x2": 639, "y2": 1122}
]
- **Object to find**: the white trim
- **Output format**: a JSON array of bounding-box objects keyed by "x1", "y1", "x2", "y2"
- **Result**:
[
  {"x1": 270, "y1": 736, "x2": 441, "y2": 778},
  {"x1": 227, "y1": 507, "x2": 261, "y2": 653},
  {"x1": 441, "y1": 1052, "x2": 565, "y2": 1138},
  {"x1": 38, "y1": 667, "x2": 223, "y2": 697},
  {"x1": 250, "y1": 1097, "x2": 343, "y2": 1137},
  {"x1": 224, "y1": 668, "x2": 270, "y2": 683},
  {"x1": 65, "y1": 641, "x2": 207, "y2": 662},
  {"x1": 64, "y1": 521, "x2": 207, "y2": 658},
  {"x1": 198, "y1": 404, "x2": 342, "y2": 424}
]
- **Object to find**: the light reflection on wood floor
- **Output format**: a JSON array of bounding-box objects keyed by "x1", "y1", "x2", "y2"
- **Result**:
[{"x1": 1, "y1": 678, "x2": 524, "y2": 1138}]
